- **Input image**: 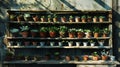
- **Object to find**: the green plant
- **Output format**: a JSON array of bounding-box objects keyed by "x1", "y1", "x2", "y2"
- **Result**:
[
  {"x1": 20, "y1": 25, "x2": 30, "y2": 32},
  {"x1": 49, "y1": 26, "x2": 58, "y2": 32},
  {"x1": 69, "y1": 15, "x2": 73, "y2": 19},
  {"x1": 59, "y1": 26, "x2": 68, "y2": 32},
  {"x1": 10, "y1": 14, "x2": 16, "y2": 20},
  {"x1": 101, "y1": 49, "x2": 108, "y2": 56},
  {"x1": 53, "y1": 14, "x2": 57, "y2": 18},
  {"x1": 92, "y1": 52, "x2": 99, "y2": 57},
  {"x1": 81, "y1": 15, "x2": 86, "y2": 19},
  {"x1": 93, "y1": 27, "x2": 100, "y2": 33},
  {"x1": 30, "y1": 29, "x2": 38, "y2": 32},
  {"x1": 24, "y1": 13, "x2": 30, "y2": 17},
  {"x1": 41, "y1": 16, "x2": 45, "y2": 18},
  {"x1": 48, "y1": 15, "x2": 51, "y2": 18},
  {"x1": 39, "y1": 27, "x2": 48, "y2": 32},
  {"x1": 93, "y1": 16, "x2": 97, "y2": 18},
  {"x1": 68, "y1": 28, "x2": 76, "y2": 33},
  {"x1": 54, "y1": 52, "x2": 60, "y2": 56},
  {"x1": 102, "y1": 28, "x2": 110, "y2": 34},
  {"x1": 76, "y1": 29, "x2": 84, "y2": 32},
  {"x1": 10, "y1": 28, "x2": 19, "y2": 33},
  {"x1": 87, "y1": 15, "x2": 91, "y2": 18},
  {"x1": 84, "y1": 29, "x2": 91, "y2": 33},
  {"x1": 99, "y1": 16, "x2": 105, "y2": 19}
]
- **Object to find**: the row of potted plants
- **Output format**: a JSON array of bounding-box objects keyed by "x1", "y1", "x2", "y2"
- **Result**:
[
  {"x1": 5, "y1": 50, "x2": 115, "y2": 61},
  {"x1": 10, "y1": 14, "x2": 109, "y2": 22},
  {"x1": 10, "y1": 26, "x2": 110, "y2": 38},
  {"x1": 9, "y1": 40, "x2": 105, "y2": 47}
]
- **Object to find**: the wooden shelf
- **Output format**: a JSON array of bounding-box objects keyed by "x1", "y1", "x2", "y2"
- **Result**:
[
  {"x1": 6, "y1": 37, "x2": 110, "y2": 41},
  {"x1": 3, "y1": 60, "x2": 118, "y2": 65},
  {"x1": 7, "y1": 46, "x2": 112, "y2": 49},
  {"x1": 8, "y1": 21, "x2": 112, "y2": 24}
]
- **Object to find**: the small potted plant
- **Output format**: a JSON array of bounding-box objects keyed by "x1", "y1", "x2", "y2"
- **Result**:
[
  {"x1": 68, "y1": 28, "x2": 76, "y2": 38},
  {"x1": 81, "y1": 15, "x2": 86, "y2": 22},
  {"x1": 99, "y1": 16, "x2": 105, "y2": 22},
  {"x1": 75, "y1": 16, "x2": 80, "y2": 22},
  {"x1": 87, "y1": 15, "x2": 92, "y2": 22},
  {"x1": 93, "y1": 27, "x2": 100, "y2": 38},
  {"x1": 101, "y1": 49, "x2": 109, "y2": 60},
  {"x1": 102, "y1": 28, "x2": 110, "y2": 37},
  {"x1": 10, "y1": 28, "x2": 19, "y2": 37},
  {"x1": 30, "y1": 29, "x2": 38, "y2": 37},
  {"x1": 44, "y1": 52, "x2": 51, "y2": 60},
  {"x1": 31, "y1": 29, "x2": 38, "y2": 46},
  {"x1": 74, "y1": 56, "x2": 80, "y2": 61},
  {"x1": 20, "y1": 25, "x2": 30, "y2": 38},
  {"x1": 59, "y1": 26, "x2": 68, "y2": 38},
  {"x1": 89, "y1": 40, "x2": 95, "y2": 46},
  {"x1": 61, "y1": 16, "x2": 66, "y2": 22},
  {"x1": 83, "y1": 41, "x2": 88, "y2": 46},
  {"x1": 68, "y1": 41, "x2": 73, "y2": 46},
  {"x1": 76, "y1": 29, "x2": 84, "y2": 38},
  {"x1": 49, "y1": 26, "x2": 58, "y2": 38},
  {"x1": 53, "y1": 14, "x2": 58, "y2": 22},
  {"x1": 92, "y1": 52, "x2": 100, "y2": 61},
  {"x1": 33, "y1": 15, "x2": 39, "y2": 22},
  {"x1": 83, "y1": 55, "x2": 89, "y2": 61},
  {"x1": 10, "y1": 14, "x2": 16, "y2": 21},
  {"x1": 54, "y1": 52, "x2": 60, "y2": 60},
  {"x1": 24, "y1": 13, "x2": 31, "y2": 21},
  {"x1": 47, "y1": 15, "x2": 52, "y2": 22},
  {"x1": 84, "y1": 29, "x2": 92, "y2": 38},
  {"x1": 93, "y1": 16, "x2": 98, "y2": 23},
  {"x1": 69, "y1": 15, "x2": 74, "y2": 22},
  {"x1": 76, "y1": 41, "x2": 81, "y2": 47},
  {"x1": 65, "y1": 55, "x2": 71, "y2": 61},
  {"x1": 39, "y1": 27, "x2": 48, "y2": 38},
  {"x1": 17, "y1": 14, "x2": 24, "y2": 22},
  {"x1": 40, "y1": 16, "x2": 46, "y2": 22},
  {"x1": 98, "y1": 40, "x2": 104, "y2": 47}
]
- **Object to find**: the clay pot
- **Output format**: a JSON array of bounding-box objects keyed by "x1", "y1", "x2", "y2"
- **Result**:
[
  {"x1": 61, "y1": 17, "x2": 66, "y2": 22},
  {"x1": 101, "y1": 55, "x2": 108, "y2": 60},
  {"x1": 17, "y1": 15, "x2": 24, "y2": 22},
  {"x1": 21, "y1": 31, "x2": 29, "y2": 38},
  {"x1": 53, "y1": 18, "x2": 57, "y2": 22},
  {"x1": 41, "y1": 18, "x2": 46, "y2": 22},
  {"x1": 39, "y1": 32, "x2": 47, "y2": 38},
  {"x1": 77, "y1": 32, "x2": 84, "y2": 38},
  {"x1": 33, "y1": 16, "x2": 39, "y2": 22},
  {"x1": 69, "y1": 33, "x2": 75, "y2": 38},
  {"x1": 93, "y1": 18, "x2": 97, "y2": 23},
  {"x1": 75, "y1": 17, "x2": 80, "y2": 22},
  {"x1": 65, "y1": 55, "x2": 71, "y2": 61},
  {"x1": 49, "y1": 31, "x2": 56, "y2": 38},
  {"x1": 99, "y1": 18, "x2": 104, "y2": 22},
  {"x1": 102, "y1": 33, "x2": 108, "y2": 37},
  {"x1": 81, "y1": 18, "x2": 86, "y2": 23},
  {"x1": 92, "y1": 56, "x2": 99, "y2": 61},
  {"x1": 94, "y1": 33, "x2": 99, "y2": 38},
  {"x1": 59, "y1": 32, "x2": 66, "y2": 38},
  {"x1": 69, "y1": 19, "x2": 74, "y2": 22},
  {"x1": 83, "y1": 55, "x2": 89, "y2": 61},
  {"x1": 85, "y1": 32, "x2": 92, "y2": 38}
]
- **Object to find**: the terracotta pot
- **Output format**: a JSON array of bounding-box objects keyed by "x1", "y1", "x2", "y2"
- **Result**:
[
  {"x1": 31, "y1": 32, "x2": 37, "y2": 37},
  {"x1": 61, "y1": 17, "x2": 66, "y2": 22},
  {"x1": 108, "y1": 18, "x2": 112, "y2": 22},
  {"x1": 99, "y1": 18, "x2": 104, "y2": 22},
  {"x1": 87, "y1": 18, "x2": 92, "y2": 22},
  {"x1": 48, "y1": 18, "x2": 51, "y2": 22},
  {"x1": 21, "y1": 31, "x2": 29, "y2": 38},
  {"x1": 53, "y1": 18, "x2": 57, "y2": 22},
  {"x1": 93, "y1": 18, "x2": 97, "y2": 23},
  {"x1": 49, "y1": 31, "x2": 56, "y2": 38},
  {"x1": 101, "y1": 55, "x2": 108, "y2": 60},
  {"x1": 32, "y1": 42, "x2": 37, "y2": 46},
  {"x1": 59, "y1": 32, "x2": 66, "y2": 38},
  {"x1": 65, "y1": 55, "x2": 71, "y2": 61},
  {"x1": 69, "y1": 33, "x2": 75, "y2": 38},
  {"x1": 102, "y1": 33, "x2": 108, "y2": 37},
  {"x1": 75, "y1": 17, "x2": 80, "y2": 22},
  {"x1": 81, "y1": 19, "x2": 86, "y2": 22},
  {"x1": 85, "y1": 32, "x2": 92, "y2": 38},
  {"x1": 74, "y1": 56, "x2": 80, "y2": 61},
  {"x1": 41, "y1": 18, "x2": 46, "y2": 22},
  {"x1": 94, "y1": 33, "x2": 99, "y2": 38},
  {"x1": 39, "y1": 32, "x2": 47, "y2": 38},
  {"x1": 77, "y1": 32, "x2": 84, "y2": 38},
  {"x1": 33, "y1": 16, "x2": 39, "y2": 22},
  {"x1": 83, "y1": 55, "x2": 88, "y2": 61},
  {"x1": 69, "y1": 19, "x2": 74, "y2": 22},
  {"x1": 17, "y1": 16, "x2": 24, "y2": 22},
  {"x1": 92, "y1": 56, "x2": 99, "y2": 61}
]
